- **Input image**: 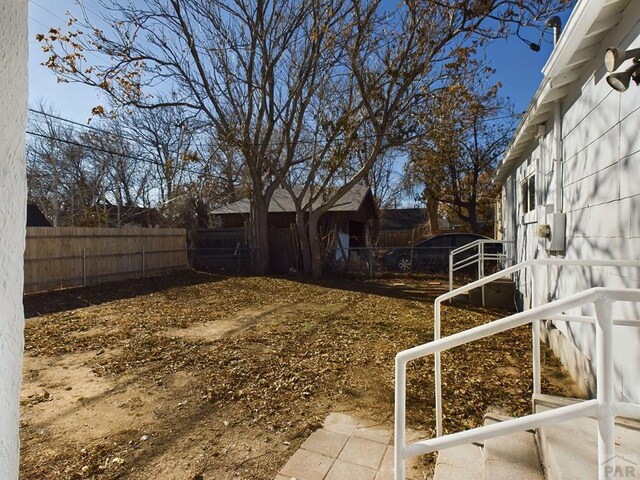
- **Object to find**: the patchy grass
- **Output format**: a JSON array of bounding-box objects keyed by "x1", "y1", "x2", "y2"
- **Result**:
[{"x1": 21, "y1": 271, "x2": 581, "y2": 479}]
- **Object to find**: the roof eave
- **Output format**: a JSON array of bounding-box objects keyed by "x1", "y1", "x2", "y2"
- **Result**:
[{"x1": 494, "y1": 0, "x2": 626, "y2": 188}]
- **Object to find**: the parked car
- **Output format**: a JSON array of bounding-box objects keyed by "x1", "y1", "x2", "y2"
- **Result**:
[{"x1": 380, "y1": 232, "x2": 502, "y2": 273}]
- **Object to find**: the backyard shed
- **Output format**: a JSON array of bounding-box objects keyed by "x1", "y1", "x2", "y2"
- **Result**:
[{"x1": 208, "y1": 185, "x2": 378, "y2": 272}]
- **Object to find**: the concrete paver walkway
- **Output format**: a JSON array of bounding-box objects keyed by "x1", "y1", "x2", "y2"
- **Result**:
[{"x1": 275, "y1": 413, "x2": 420, "y2": 480}]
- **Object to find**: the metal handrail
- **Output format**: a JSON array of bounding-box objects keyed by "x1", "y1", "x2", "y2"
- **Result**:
[
  {"x1": 449, "y1": 239, "x2": 514, "y2": 306},
  {"x1": 395, "y1": 287, "x2": 640, "y2": 480},
  {"x1": 435, "y1": 258, "x2": 640, "y2": 439}
]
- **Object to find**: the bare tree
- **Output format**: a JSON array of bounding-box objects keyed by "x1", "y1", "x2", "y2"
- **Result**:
[
  {"x1": 118, "y1": 105, "x2": 202, "y2": 205},
  {"x1": 37, "y1": 0, "x2": 570, "y2": 274},
  {"x1": 38, "y1": 0, "x2": 339, "y2": 273}
]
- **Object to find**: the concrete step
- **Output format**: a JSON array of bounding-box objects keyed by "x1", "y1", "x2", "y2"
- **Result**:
[
  {"x1": 534, "y1": 394, "x2": 640, "y2": 480},
  {"x1": 433, "y1": 412, "x2": 544, "y2": 480},
  {"x1": 433, "y1": 443, "x2": 483, "y2": 480},
  {"x1": 484, "y1": 413, "x2": 545, "y2": 480},
  {"x1": 468, "y1": 278, "x2": 516, "y2": 311}
]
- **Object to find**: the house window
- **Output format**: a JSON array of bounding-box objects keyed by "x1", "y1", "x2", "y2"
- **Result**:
[{"x1": 521, "y1": 174, "x2": 536, "y2": 213}]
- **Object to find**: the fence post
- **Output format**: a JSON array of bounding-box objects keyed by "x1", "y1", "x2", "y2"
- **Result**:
[
  {"x1": 594, "y1": 299, "x2": 615, "y2": 480},
  {"x1": 142, "y1": 245, "x2": 145, "y2": 278},
  {"x1": 83, "y1": 248, "x2": 87, "y2": 286}
]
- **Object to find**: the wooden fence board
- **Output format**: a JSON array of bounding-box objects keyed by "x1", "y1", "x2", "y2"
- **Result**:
[{"x1": 24, "y1": 227, "x2": 187, "y2": 294}]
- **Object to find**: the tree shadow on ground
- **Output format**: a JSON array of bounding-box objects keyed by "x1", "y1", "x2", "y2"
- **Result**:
[
  {"x1": 23, "y1": 270, "x2": 228, "y2": 318},
  {"x1": 295, "y1": 273, "x2": 481, "y2": 305}
]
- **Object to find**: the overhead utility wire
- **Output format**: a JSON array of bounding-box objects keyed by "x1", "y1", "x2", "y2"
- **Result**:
[
  {"x1": 29, "y1": 108, "x2": 385, "y2": 148},
  {"x1": 30, "y1": 107, "x2": 519, "y2": 150},
  {"x1": 25, "y1": 129, "x2": 219, "y2": 180},
  {"x1": 29, "y1": 108, "x2": 216, "y2": 154}
]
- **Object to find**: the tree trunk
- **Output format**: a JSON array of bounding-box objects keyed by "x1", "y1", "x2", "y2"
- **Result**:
[
  {"x1": 250, "y1": 195, "x2": 270, "y2": 274},
  {"x1": 295, "y1": 210, "x2": 313, "y2": 275},
  {"x1": 426, "y1": 195, "x2": 440, "y2": 234},
  {"x1": 468, "y1": 204, "x2": 480, "y2": 233},
  {"x1": 308, "y1": 212, "x2": 324, "y2": 278}
]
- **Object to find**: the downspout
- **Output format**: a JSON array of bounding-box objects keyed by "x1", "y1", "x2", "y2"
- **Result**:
[
  {"x1": 550, "y1": 101, "x2": 566, "y2": 254},
  {"x1": 549, "y1": 16, "x2": 566, "y2": 254},
  {"x1": 554, "y1": 101, "x2": 563, "y2": 214}
]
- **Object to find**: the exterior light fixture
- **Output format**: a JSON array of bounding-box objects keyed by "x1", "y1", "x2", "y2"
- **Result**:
[
  {"x1": 604, "y1": 47, "x2": 640, "y2": 72},
  {"x1": 606, "y1": 61, "x2": 640, "y2": 92}
]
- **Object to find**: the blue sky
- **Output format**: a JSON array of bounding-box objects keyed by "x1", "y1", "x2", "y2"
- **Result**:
[{"x1": 28, "y1": 0, "x2": 572, "y2": 123}]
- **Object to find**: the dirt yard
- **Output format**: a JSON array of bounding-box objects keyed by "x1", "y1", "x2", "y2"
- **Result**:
[{"x1": 21, "y1": 271, "x2": 582, "y2": 479}]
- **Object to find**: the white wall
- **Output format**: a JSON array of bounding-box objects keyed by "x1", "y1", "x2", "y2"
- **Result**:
[
  {"x1": 502, "y1": 3, "x2": 640, "y2": 403},
  {"x1": 0, "y1": 0, "x2": 27, "y2": 477}
]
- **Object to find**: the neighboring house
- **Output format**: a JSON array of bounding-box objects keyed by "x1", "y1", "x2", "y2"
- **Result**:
[
  {"x1": 495, "y1": 0, "x2": 639, "y2": 403},
  {"x1": 96, "y1": 202, "x2": 160, "y2": 228},
  {"x1": 26, "y1": 204, "x2": 52, "y2": 227},
  {"x1": 208, "y1": 184, "x2": 378, "y2": 272}
]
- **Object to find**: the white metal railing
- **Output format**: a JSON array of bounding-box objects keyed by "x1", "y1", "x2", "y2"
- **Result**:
[
  {"x1": 435, "y1": 258, "x2": 640, "y2": 439},
  {"x1": 395, "y1": 287, "x2": 640, "y2": 480},
  {"x1": 448, "y1": 240, "x2": 513, "y2": 307}
]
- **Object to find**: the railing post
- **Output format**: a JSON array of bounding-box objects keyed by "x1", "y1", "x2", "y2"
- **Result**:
[
  {"x1": 395, "y1": 357, "x2": 406, "y2": 480},
  {"x1": 594, "y1": 299, "x2": 615, "y2": 480},
  {"x1": 532, "y1": 264, "x2": 541, "y2": 395},
  {"x1": 480, "y1": 242, "x2": 486, "y2": 307},
  {"x1": 449, "y1": 253, "x2": 453, "y2": 297},
  {"x1": 435, "y1": 301, "x2": 443, "y2": 437}
]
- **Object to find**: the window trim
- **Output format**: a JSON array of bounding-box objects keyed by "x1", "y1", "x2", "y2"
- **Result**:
[{"x1": 520, "y1": 163, "x2": 537, "y2": 224}]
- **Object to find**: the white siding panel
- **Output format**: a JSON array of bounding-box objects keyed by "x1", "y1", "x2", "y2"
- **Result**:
[
  {"x1": 565, "y1": 207, "x2": 590, "y2": 239},
  {"x1": 630, "y1": 195, "x2": 640, "y2": 237},
  {"x1": 563, "y1": 162, "x2": 620, "y2": 211},
  {"x1": 563, "y1": 85, "x2": 619, "y2": 157},
  {"x1": 620, "y1": 154, "x2": 640, "y2": 199},
  {"x1": 619, "y1": 104, "x2": 640, "y2": 159},
  {"x1": 563, "y1": 125, "x2": 619, "y2": 185},
  {"x1": 588, "y1": 201, "x2": 624, "y2": 238}
]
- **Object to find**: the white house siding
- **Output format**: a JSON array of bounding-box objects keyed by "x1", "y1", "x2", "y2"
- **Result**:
[
  {"x1": 502, "y1": 4, "x2": 640, "y2": 403},
  {"x1": 0, "y1": 0, "x2": 27, "y2": 477}
]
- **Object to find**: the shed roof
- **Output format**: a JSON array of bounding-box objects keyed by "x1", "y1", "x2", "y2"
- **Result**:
[
  {"x1": 210, "y1": 184, "x2": 375, "y2": 216},
  {"x1": 494, "y1": 0, "x2": 631, "y2": 187}
]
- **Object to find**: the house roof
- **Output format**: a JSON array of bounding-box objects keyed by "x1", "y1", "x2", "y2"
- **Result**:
[
  {"x1": 210, "y1": 184, "x2": 376, "y2": 216},
  {"x1": 379, "y1": 208, "x2": 427, "y2": 230},
  {"x1": 494, "y1": 0, "x2": 632, "y2": 187},
  {"x1": 27, "y1": 204, "x2": 52, "y2": 227}
]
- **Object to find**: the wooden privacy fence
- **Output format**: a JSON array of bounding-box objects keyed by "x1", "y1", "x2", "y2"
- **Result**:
[
  {"x1": 377, "y1": 229, "x2": 426, "y2": 247},
  {"x1": 24, "y1": 227, "x2": 187, "y2": 294}
]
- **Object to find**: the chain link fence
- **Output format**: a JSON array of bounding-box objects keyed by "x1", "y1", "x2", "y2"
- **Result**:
[
  {"x1": 190, "y1": 244, "x2": 505, "y2": 279},
  {"x1": 190, "y1": 246, "x2": 251, "y2": 274},
  {"x1": 325, "y1": 246, "x2": 481, "y2": 278}
]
